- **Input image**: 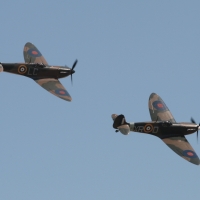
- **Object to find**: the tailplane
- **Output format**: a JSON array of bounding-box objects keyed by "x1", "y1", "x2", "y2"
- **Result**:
[
  {"x1": 111, "y1": 114, "x2": 130, "y2": 135},
  {"x1": 0, "y1": 64, "x2": 3, "y2": 72}
]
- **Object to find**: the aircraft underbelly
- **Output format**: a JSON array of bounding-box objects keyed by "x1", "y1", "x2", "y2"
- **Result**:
[{"x1": 158, "y1": 126, "x2": 196, "y2": 138}]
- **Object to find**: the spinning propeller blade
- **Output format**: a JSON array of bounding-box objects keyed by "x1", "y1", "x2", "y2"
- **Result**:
[
  {"x1": 70, "y1": 59, "x2": 78, "y2": 85},
  {"x1": 191, "y1": 117, "x2": 199, "y2": 143},
  {"x1": 191, "y1": 117, "x2": 196, "y2": 124},
  {"x1": 198, "y1": 123, "x2": 200, "y2": 142}
]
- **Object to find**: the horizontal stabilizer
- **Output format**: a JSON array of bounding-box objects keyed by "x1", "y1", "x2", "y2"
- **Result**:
[
  {"x1": 111, "y1": 114, "x2": 130, "y2": 135},
  {"x1": 118, "y1": 124, "x2": 130, "y2": 135}
]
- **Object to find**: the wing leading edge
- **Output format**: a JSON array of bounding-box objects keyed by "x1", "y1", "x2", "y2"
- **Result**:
[
  {"x1": 34, "y1": 78, "x2": 72, "y2": 102},
  {"x1": 162, "y1": 136, "x2": 200, "y2": 165}
]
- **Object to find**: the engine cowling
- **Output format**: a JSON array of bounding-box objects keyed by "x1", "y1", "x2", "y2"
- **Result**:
[
  {"x1": 111, "y1": 114, "x2": 130, "y2": 135},
  {"x1": 0, "y1": 64, "x2": 3, "y2": 72}
]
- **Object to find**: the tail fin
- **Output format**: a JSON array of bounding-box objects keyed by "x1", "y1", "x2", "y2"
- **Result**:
[{"x1": 111, "y1": 114, "x2": 130, "y2": 135}]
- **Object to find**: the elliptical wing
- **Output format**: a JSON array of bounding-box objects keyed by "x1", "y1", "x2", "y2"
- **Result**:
[
  {"x1": 23, "y1": 42, "x2": 48, "y2": 64},
  {"x1": 162, "y1": 136, "x2": 200, "y2": 165},
  {"x1": 34, "y1": 78, "x2": 72, "y2": 101},
  {"x1": 148, "y1": 93, "x2": 176, "y2": 123}
]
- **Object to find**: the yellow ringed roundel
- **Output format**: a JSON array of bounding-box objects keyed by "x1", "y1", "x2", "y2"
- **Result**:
[
  {"x1": 18, "y1": 65, "x2": 27, "y2": 74},
  {"x1": 144, "y1": 124, "x2": 154, "y2": 133}
]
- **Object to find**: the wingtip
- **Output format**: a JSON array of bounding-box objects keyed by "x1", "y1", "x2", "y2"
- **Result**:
[
  {"x1": 149, "y1": 92, "x2": 157, "y2": 97},
  {"x1": 24, "y1": 42, "x2": 33, "y2": 47},
  {"x1": 65, "y1": 96, "x2": 72, "y2": 102},
  {"x1": 63, "y1": 96, "x2": 72, "y2": 102},
  {"x1": 187, "y1": 157, "x2": 200, "y2": 165}
]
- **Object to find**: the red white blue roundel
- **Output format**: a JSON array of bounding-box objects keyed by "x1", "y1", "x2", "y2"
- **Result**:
[
  {"x1": 183, "y1": 150, "x2": 198, "y2": 158},
  {"x1": 152, "y1": 101, "x2": 167, "y2": 111},
  {"x1": 27, "y1": 48, "x2": 42, "y2": 57},
  {"x1": 55, "y1": 89, "x2": 70, "y2": 96}
]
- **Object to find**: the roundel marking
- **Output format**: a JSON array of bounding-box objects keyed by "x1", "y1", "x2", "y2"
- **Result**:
[
  {"x1": 59, "y1": 90, "x2": 66, "y2": 95},
  {"x1": 27, "y1": 48, "x2": 42, "y2": 57},
  {"x1": 187, "y1": 152, "x2": 194, "y2": 156},
  {"x1": 183, "y1": 150, "x2": 198, "y2": 158},
  {"x1": 157, "y1": 103, "x2": 163, "y2": 108},
  {"x1": 32, "y1": 50, "x2": 38, "y2": 55},
  {"x1": 55, "y1": 89, "x2": 69, "y2": 96},
  {"x1": 18, "y1": 65, "x2": 27, "y2": 74},
  {"x1": 152, "y1": 101, "x2": 167, "y2": 111},
  {"x1": 144, "y1": 124, "x2": 154, "y2": 133}
]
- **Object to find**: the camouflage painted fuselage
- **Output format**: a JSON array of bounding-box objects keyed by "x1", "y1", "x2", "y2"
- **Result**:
[
  {"x1": 130, "y1": 122, "x2": 198, "y2": 139},
  {"x1": 0, "y1": 42, "x2": 76, "y2": 102},
  {"x1": 112, "y1": 93, "x2": 200, "y2": 165},
  {"x1": 1, "y1": 63, "x2": 74, "y2": 80}
]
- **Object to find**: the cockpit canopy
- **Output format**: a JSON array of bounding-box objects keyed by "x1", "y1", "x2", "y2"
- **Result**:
[{"x1": 159, "y1": 121, "x2": 172, "y2": 127}]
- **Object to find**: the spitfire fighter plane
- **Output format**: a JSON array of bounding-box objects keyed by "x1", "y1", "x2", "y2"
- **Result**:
[
  {"x1": 112, "y1": 93, "x2": 200, "y2": 165},
  {"x1": 0, "y1": 42, "x2": 77, "y2": 101}
]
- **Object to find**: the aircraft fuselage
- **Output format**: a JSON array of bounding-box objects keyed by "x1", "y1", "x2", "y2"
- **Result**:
[
  {"x1": 1, "y1": 63, "x2": 74, "y2": 79},
  {"x1": 130, "y1": 121, "x2": 197, "y2": 139}
]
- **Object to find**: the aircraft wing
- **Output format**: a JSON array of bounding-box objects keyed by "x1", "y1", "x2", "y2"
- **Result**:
[
  {"x1": 148, "y1": 93, "x2": 176, "y2": 123},
  {"x1": 34, "y1": 78, "x2": 72, "y2": 101},
  {"x1": 23, "y1": 42, "x2": 48, "y2": 64},
  {"x1": 162, "y1": 136, "x2": 200, "y2": 165}
]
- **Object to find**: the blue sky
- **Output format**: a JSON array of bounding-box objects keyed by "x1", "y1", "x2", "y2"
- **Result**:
[{"x1": 0, "y1": 1, "x2": 200, "y2": 199}]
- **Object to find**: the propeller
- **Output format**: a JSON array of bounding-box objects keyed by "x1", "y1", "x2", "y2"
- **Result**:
[
  {"x1": 70, "y1": 59, "x2": 78, "y2": 85},
  {"x1": 191, "y1": 117, "x2": 200, "y2": 142}
]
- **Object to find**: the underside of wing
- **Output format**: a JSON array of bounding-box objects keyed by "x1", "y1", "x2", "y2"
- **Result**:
[
  {"x1": 34, "y1": 78, "x2": 72, "y2": 101},
  {"x1": 23, "y1": 42, "x2": 48, "y2": 64},
  {"x1": 149, "y1": 93, "x2": 176, "y2": 123},
  {"x1": 162, "y1": 136, "x2": 200, "y2": 165}
]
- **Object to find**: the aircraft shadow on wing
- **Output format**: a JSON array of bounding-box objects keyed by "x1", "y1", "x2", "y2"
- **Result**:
[
  {"x1": 111, "y1": 93, "x2": 200, "y2": 165},
  {"x1": 0, "y1": 42, "x2": 77, "y2": 101}
]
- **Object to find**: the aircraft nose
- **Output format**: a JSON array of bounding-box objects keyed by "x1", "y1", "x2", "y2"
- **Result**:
[{"x1": 71, "y1": 69, "x2": 75, "y2": 74}]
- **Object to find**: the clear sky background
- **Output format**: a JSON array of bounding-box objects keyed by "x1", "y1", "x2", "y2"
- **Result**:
[{"x1": 0, "y1": 1, "x2": 200, "y2": 199}]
